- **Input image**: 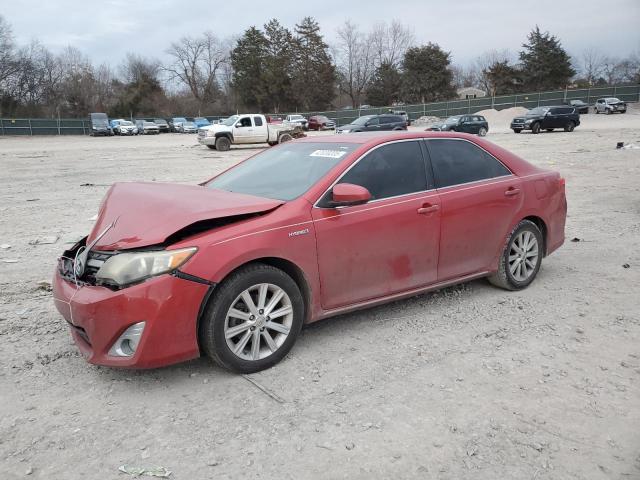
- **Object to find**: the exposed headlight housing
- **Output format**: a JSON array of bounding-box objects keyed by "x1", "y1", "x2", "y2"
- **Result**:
[
  {"x1": 525, "y1": 119, "x2": 534, "y2": 124},
  {"x1": 95, "y1": 247, "x2": 197, "y2": 287}
]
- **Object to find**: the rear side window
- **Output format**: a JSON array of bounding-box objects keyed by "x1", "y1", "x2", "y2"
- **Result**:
[
  {"x1": 337, "y1": 141, "x2": 427, "y2": 200},
  {"x1": 253, "y1": 116, "x2": 263, "y2": 126},
  {"x1": 427, "y1": 139, "x2": 511, "y2": 188}
]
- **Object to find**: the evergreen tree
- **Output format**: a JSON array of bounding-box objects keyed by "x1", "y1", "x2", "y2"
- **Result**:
[
  {"x1": 519, "y1": 26, "x2": 575, "y2": 91},
  {"x1": 366, "y1": 61, "x2": 401, "y2": 106},
  {"x1": 484, "y1": 60, "x2": 522, "y2": 95},
  {"x1": 262, "y1": 19, "x2": 295, "y2": 112},
  {"x1": 292, "y1": 17, "x2": 335, "y2": 111},
  {"x1": 230, "y1": 27, "x2": 269, "y2": 111},
  {"x1": 401, "y1": 43, "x2": 456, "y2": 103}
]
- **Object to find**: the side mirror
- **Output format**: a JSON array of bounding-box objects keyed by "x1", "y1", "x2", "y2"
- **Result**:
[
  {"x1": 331, "y1": 183, "x2": 371, "y2": 207},
  {"x1": 235, "y1": 123, "x2": 242, "y2": 128}
]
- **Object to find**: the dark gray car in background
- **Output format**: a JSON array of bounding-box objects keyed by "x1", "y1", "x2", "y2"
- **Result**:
[{"x1": 336, "y1": 114, "x2": 407, "y2": 133}]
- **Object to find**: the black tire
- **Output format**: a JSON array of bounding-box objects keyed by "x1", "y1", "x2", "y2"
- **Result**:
[
  {"x1": 564, "y1": 121, "x2": 575, "y2": 132},
  {"x1": 488, "y1": 220, "x2": 543, "y2": 291},
  {"x1": 513, "y1": 129, "x2": 522, "y2": 134},
  {"x1": 478, "y1": 126, "x2": 488, "y2": 137},
  {"x1": 606, "y1": 108, "x2": 611, "y2": 115},
  {"x1": 206, "y1": 145, "x2": 216, "y2": 150},
  {"x1": 546, "y1": 128, "x2": 554, "y2": 132},
  {"x1": 267, "y1": 141, "x2": 277, "y2": 146},
  {"x1": 278, "y1": 133, "x2": 293, "y2": 144},
  {"x1": 215, "y1": 136, "x2": 231, "y2": 151},
  {"x1": 200, "y1": 263, "x2": 304, "y2": 373},
  {"x1": 531, "y1": 122, "x2": 541, "y2": 134},
  {"x1": 594, "y1": 108, "x2": 599, "y2": 114},
  {"x1": 620, "y1": 110, "x2": 626, "y2": 114}
]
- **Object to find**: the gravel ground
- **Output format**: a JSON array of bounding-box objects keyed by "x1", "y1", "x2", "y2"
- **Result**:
[{"x1": 1, "y1": 110, "x2": 639, "y2": 479}]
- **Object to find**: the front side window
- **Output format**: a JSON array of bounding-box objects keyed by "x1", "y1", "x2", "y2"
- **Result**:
[
  {"x1": 238, "y1": 117, "x2": 252, "y2": 127},
  {"x1": 427, "y1": 139, "x2": 511, "y2": 188},
  {"x1": 337, "y1": 141, "x2": 427, "y2": 201}
]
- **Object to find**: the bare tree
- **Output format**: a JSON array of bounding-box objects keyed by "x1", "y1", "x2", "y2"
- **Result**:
[
  {"x1": 370, "y1": 20, "x2": 414, "y2": 68},
  {"x1": 581, "y1": 47, "x2": 606, "y2": 85},
  {"x1": 164, "y1": 32, "x2": 228, "y2": 110},
  {"x1": 335, "y1": 20, "x2": 374, "y2": 107},
  {"x1": 450, "y1": 64, "x2": 477, "y2": 89}
]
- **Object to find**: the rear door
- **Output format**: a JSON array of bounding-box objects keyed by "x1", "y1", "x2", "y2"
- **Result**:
[
  {"x1": 424, "y1": 138, "x2": 522, "y2": 280},
  {"x1": 313, "y1": 140, "x2": 440, "y2": 309},
  {"x1": 378, "y1": 116, "x2": 395, "y2": 131},
  {"x1": 251, "y1": 116, "x2": 268, "y2": 142}
]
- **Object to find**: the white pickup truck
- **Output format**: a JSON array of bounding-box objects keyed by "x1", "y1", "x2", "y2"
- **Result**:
[{"x1": 197, "y1": 114, "x2": 299, "y2": 151}]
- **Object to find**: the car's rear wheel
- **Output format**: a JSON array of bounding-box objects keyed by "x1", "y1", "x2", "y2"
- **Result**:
[
  {"x1": 489, "y1": 220, "x2": 543, "y2": 291},
  {"x1": 278, "y1": 133, "x2": 293, "y2": 144},
  {"x1": 531, "y1": 122, "x2": 541, "y2": 134},
  {"x1": 478, "y1": 127, "x2": 487, "y2": 137},
  {"x1": 215, "y1": 136, "x2": 231, "y2": 151},
  {"x1": 546, "y1": 128, "x2": 554, "y2": 132},
  {"x1": 564, "y1": 121, "x2": 575, "y2": 132},
  {"x1": 200, "y1": 264, "x2": 304, "y2": 373}
]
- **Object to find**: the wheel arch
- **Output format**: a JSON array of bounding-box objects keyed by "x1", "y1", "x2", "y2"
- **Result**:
[
  {"x1": 196, "y1": 256, "x2": 313, "y2": 350},
  {"x1": 522, "y1": 215, "x2": 548, "y2": 256}
]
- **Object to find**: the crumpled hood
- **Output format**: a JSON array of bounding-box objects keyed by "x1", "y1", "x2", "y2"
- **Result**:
[{"x1": 88, "y1": 182, "x2": 283, "y2": 250}]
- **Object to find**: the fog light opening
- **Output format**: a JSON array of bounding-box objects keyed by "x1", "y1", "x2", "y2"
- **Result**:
[{"x1": 108, "y1": 321, "x2": 145, "y2": 357}]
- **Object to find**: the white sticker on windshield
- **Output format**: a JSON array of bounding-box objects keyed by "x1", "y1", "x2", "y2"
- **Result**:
[{"x1": 310, "y1": 149, "x2": 348, "y2": 159}]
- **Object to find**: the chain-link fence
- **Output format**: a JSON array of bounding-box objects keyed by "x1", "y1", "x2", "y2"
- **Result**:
[
  {"x1": 1, "y1": 85, "x2": 638, "y2": 135},
  {"x1": 281, "y1": 84, "x2": 640, "y2": 127}
]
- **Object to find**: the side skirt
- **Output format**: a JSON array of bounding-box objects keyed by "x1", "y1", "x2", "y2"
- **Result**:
[{"x1": 314, "y1": 271, "x2": 490, "y2": 321}]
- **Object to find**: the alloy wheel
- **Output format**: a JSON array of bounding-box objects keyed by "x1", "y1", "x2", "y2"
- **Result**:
[
  {"x1": 224, "y1": 283, "x2": 293, "y2": 361},
  {"x1": 508, "y1": 231, "x2": 539, "y2": 282}
]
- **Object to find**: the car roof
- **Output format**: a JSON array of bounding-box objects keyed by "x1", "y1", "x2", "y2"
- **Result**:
[{"x1": 297, "y1": 131, "x2": 475, "y2": 145}]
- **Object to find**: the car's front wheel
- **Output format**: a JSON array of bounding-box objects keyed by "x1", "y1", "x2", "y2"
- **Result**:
[
  {"x1": 513, "y1": 129, "x2": 522, "y2": 134},
  {"x1": 531, "y1": 122, "x2": 541, "y2": 134},
  {"x1": 215, "y1": 136, "x2": 231, "y2": 151},
  {"x1": 200, "y1": 264, "x2": 304, "y2": 373},
  {"x1": 488, "y1": 220, "x2": 543, "y2": 291}
]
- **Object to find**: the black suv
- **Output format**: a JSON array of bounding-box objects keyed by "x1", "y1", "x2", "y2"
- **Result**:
[
  {"x1": 337, "y1": 114, "x2": 407, "y2": 133},
  {"x1": 426, "y1": 114, "x2": 489, "y2": 136},
  {"x1": 510, "y1": 106, "x2": 580, "y2": 134}
]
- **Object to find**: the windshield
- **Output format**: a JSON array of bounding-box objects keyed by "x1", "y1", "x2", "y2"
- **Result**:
[
  {"x1": 121, "y1": 121, "x2": 133, "y2": 126},
  {"x1": 290, "y1": 115, "x2": 304, "y2": 120},
  {"x1": 173, "y1": 117, "x2": 186, "y2": 123},
  {"x1": 606, "y1": 98, "x2": 620, "y2": 103},
  {"x1": 154, "y1": 119, "x2": 166, "y2": 124},
  {"x1": 352, "y1": 115, "x2": 374, "y2": 125},
  {"x1": 527, "y1": 107, "x2": 549, "y2": 116},
  {"x1": 444, "y1": 116, "x2": 461, "y2": 124},
  {"x1": 184, "y1": 122, "x2": 195, "y2": 127},
  {"x1": 207, "y1": 143, "x2": 357, "y2": 201},
  {"x1": 221, "y1": 115, "x2": 239, "y2": 126}
]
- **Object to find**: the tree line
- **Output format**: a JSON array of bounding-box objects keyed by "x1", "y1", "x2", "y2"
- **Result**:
[{"x1": 0, "y1": 14, "x2": 638, "y2": 119}]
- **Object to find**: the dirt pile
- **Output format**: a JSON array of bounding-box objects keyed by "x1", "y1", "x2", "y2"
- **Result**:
[{"x1": 474, "y1": 107, "x2": 529, "y2": 131}]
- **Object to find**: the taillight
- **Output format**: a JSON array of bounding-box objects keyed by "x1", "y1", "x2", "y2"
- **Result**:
[{"x1": 558, "y1": 177, "x2": 566, "y2": 188}]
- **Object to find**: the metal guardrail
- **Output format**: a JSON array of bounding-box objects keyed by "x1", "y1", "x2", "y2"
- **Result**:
[{"x1": 1, "y1": 85, "x2": 638, "y2": 135}]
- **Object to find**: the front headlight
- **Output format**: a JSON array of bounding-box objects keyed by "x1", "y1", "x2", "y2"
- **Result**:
[
  {"x1": 340, "y1": 129, "x2": 350, "y2": 133},
  {"x1": 95, "y1": 247, "x2": 197, "y2": 287},
  {"x1": 525, "y1": 119, "x2": 533, "y2": 124}
]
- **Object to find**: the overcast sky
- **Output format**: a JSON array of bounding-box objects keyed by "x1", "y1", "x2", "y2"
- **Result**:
[{"x1": 2, "y1": 0, "x2": 639, "y2": 69}]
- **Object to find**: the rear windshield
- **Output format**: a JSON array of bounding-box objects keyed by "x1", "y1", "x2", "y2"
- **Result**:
[{"x1": 207, "y1": 143, "x2": 357, "y2": 201}]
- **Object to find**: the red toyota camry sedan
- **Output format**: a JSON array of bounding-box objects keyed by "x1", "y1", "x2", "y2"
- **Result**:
[{"x1": 53, "y1": 132, "x2": 566, "y2": 372}]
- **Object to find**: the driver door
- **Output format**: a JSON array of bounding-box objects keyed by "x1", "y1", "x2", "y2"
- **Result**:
[
  {"x1": 233, "y1": 116, "x2": 254, "y2": 143},
  {"x1": 312, "y1": 140, "x2": 441, "y2": 309}
]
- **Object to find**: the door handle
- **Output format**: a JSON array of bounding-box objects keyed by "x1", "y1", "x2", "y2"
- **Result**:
[
  {"x1": 504, "y1": 187, "x2": 521, "y2": 197},
  {"x1": 417, "y1": 203, "x2": 440, "y2": 214}
]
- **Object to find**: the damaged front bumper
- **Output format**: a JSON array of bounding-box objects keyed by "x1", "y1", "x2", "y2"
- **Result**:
[{"x1": 52, "y1": 241, "x2": 211, "y2": 368}]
